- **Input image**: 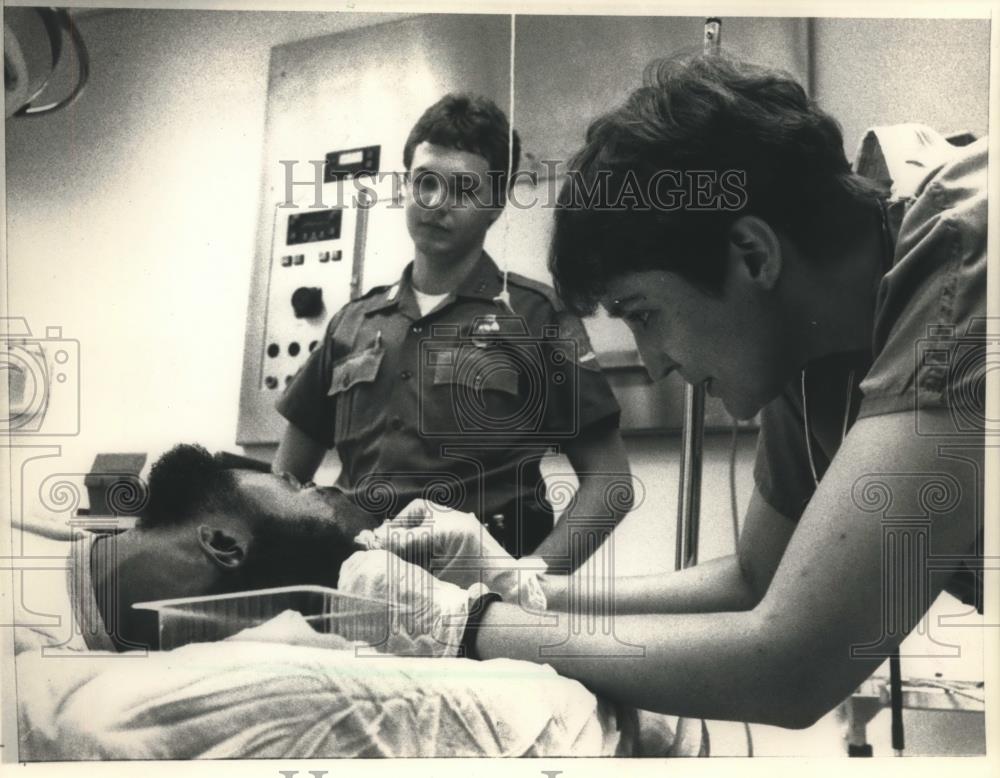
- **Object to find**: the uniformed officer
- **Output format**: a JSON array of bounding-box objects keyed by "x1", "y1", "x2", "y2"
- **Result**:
[{"x1": 273, "y1": 93, "x2": 631, "y2": 563}]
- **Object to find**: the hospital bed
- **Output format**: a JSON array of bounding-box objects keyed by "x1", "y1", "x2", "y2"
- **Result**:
[
  {"x1": 9, "y1": 514, "x2": 700, "y2": 761},
  {"x1": 14, "y1": 630, "x2": 678, "y2": 758}
]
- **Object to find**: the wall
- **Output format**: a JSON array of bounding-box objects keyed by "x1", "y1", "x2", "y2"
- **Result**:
[
  {"x1": 512, "y1": 15, "x2": 809, "y2": 165},
  {"x1": 812, "y1": 18, "x2": 991, "y2": 156},
  {"x1": 5, "y1": 9, "x2": 413, "y2": 479}
]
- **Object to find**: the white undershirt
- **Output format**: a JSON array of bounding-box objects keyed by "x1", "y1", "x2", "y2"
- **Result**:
[{"x1": 413, "y1": 288, "x2": 449, "y2": 317}]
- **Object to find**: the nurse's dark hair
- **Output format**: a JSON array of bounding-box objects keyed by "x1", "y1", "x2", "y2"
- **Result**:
[
  {"x1": 140, "y1": 444, "x2": 249, "y2": 528},
  {"x1": 550, "y1": 53, "x2": 886, "y2": 315},
  {"x1": 403, "y1": 93, "x2": 521, "y2": 204}
]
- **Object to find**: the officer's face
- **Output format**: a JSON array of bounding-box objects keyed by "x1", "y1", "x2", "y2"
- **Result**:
[
  {"x1": 604, "y1": 267, "x2": 792, "y2": 421},
  {"x1": 405, "y1": 142, "x2": 502, "y2": 261}
]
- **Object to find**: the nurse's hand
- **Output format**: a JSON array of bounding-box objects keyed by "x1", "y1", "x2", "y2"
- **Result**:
[
  {"x1": 337, "y1": 549, "x2": 472, "y2": 657},
  {"x1": 356, "y1": 500, "x2": 547, "y2": 610}
]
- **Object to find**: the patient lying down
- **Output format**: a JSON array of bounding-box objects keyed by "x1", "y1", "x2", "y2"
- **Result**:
[
  {"x1": 14, "y1": 444, "x2": 686, "y2": 759},
  {"x1": 19, "y1": 443, "x2": 544, "y2": 655}
]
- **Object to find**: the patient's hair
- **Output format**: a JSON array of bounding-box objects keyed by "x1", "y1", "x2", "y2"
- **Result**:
[
  {"x1": 550, "y1": 53, "x2": 886, "y2": 315},
  {"x1": 403, "y1": 93, "x2": 521, "y2": 204},
  {"x1": 141, "y1": 444, "x2": 247, "y2": 528}
]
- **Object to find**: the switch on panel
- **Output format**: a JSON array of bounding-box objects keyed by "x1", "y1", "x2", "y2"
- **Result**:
[{"x1": 291, "y1": 286, "x2": 324, "y2": 319}]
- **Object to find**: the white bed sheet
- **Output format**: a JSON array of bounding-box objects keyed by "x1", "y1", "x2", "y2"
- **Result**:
[
  {"x1": 15, "y1": 635, "x2": 644, "y2": 759},
  {"x1": 8, "y1": 518, "x2": 695, "y2": 760}
]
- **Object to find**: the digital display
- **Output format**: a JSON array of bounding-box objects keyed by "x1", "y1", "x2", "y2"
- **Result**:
[
  {"x1": 287, "y1": 209, "x2": 342, "y2": 245},
  {"x1": 338, "y1": 150, "x2": 364, "y2": 165},
  {"x1": 324, "y1": 145, "x2": 380, "y2": 183}
]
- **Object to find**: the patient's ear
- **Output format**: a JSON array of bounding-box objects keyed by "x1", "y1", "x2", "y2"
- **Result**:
[{"x1": 196, "y1": 524, "x2": 248, "y2": 570}]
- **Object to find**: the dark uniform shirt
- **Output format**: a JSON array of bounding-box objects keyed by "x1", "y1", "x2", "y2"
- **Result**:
[
  {"x1": 754, "y1": 128, "x2": 987, "y2": 611},
  {"x1": 278, "y1": 251, "x2": 621, "y2": 556}
]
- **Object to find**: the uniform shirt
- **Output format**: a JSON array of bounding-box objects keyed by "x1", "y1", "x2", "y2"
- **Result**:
[
  {"x1": 278, "y1": 251, "x2": 621, "y2": 554},
  {"x1": 754, "y1": 128, "x2": 987, "y2": 610}
]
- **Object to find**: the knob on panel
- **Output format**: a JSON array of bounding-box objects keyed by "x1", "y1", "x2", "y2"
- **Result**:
[{"x1": 291, "y1": 286, "x2": 324, "y2": 319}]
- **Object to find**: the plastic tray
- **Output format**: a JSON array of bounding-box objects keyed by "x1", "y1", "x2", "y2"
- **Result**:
[{"x1": 133, "y1": 585, "x2": 394, "y2": 650}]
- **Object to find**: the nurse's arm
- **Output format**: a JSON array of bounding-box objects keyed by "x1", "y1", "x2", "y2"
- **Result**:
[
  {"x1": 273, "y1": 422, "x2": 328, "y2": 483},
  {"x1": 476, "y1": 410, "x2": 981, "y2": 727},
  {"x1": 540, "y1": 488, "x2": 795, "y2": 614},
  {"x1": 531, "y1": 424, "x2": 632, "y2": 567}
]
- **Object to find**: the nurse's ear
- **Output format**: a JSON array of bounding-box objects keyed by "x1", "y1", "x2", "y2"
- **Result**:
[{"x1": 728, "y1": 215, "x2": 783, "y2": 291}]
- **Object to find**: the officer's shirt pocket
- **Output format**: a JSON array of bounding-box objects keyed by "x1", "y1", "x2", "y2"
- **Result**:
[
  {"x1": 328, "y1": 346, "x2": 385, "y2": 443},
  {"x1": 431, "y1": 344, "x2": 524, "y2": 434}
]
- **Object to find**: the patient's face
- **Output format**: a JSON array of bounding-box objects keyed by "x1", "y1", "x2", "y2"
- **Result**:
[
  {"x1": 234, "y1": 470, "x2": 366, "y2": 528},
  {"x1": 227, "y1": 471, "x2": 377, "y2": 589}
]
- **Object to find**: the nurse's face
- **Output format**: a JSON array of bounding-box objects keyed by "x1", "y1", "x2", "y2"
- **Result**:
[
  {"x1": 405, "y1": 142, "x2": 502, "y2": 262},
  {"x1": 604, "y1": 263, "x2": 793, "y2": 420}
]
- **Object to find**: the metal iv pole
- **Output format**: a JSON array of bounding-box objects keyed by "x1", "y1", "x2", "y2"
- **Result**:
[
  {"x1": 674, "y1": 17, "x2": 720, "y2": 573},
  {"x1": 674, "y1": 384, "x2": 705, "y2": 570}
]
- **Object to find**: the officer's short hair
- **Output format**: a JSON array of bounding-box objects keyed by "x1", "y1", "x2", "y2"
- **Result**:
[
  {"x1": 549, "y1": 53, "x2": 886, "y2": 316},
  {"x1": 403, "y1": 93, "x2": 521, "y2": 205}
]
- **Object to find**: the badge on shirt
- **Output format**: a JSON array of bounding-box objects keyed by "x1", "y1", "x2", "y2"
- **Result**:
[
  {"x1": 468, "y1": 314, "x2": 498, "y2": 348},
  {"x1": 474, "y1": 314, "x2": 501, "y2": 335}
]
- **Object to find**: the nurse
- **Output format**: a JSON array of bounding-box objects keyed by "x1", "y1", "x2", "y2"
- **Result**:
[{"x1": 341, "y1": 53, "x2": 987, "y2": 728}]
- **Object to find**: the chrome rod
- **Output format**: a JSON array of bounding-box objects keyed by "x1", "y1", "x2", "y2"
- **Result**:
[
  {"x1": 675, "y1": 382, "x2": 706, "y2": 570},
  {"x1": 673, "y1": 16, "x2": 719, "y2": 572}
]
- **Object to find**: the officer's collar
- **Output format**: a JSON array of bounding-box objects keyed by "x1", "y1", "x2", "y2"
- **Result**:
[
  {"x1": 361, "y1": 266, "x2": 416, "y2": 317},
  {"x1": 363, "y1": 252, "x2": 504, "y2": 316},
  {"x1": 452, "y1": 251, "x2": 505, "y2": 301}
]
